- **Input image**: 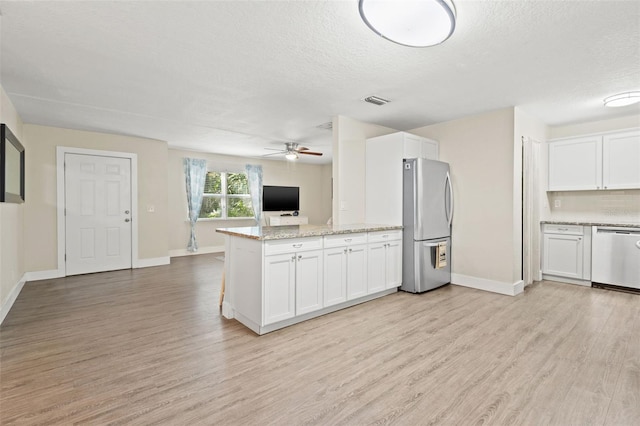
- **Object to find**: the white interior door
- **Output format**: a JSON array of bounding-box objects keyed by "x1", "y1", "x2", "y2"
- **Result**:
[{"x1": 65, "y1": 153, "x2": 132, "y2": 275}]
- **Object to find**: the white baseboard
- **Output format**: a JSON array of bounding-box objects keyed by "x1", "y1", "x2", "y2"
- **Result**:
[
  {"x1": 134, "y1": 257, "x2": 170, "y2": 268},
  {"x1": 24, "y1": 269, "x2": 64, "y2": 282},
  {"x1": 452, "y1": 273, "x2": 524, "y2": 296},
  {"x1": 169, "y1": 246, "x2": 225, "y2": 258},
  {"x1": 542, "y1": 274, "x2": 591, "y2": 287},
  {"x1": 0, "y1": 274, "x2": 26, "y2": 325}
]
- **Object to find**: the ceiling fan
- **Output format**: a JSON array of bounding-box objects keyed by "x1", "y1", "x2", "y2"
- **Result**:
[{"x1": 263, "y1": 142, "x2": 323, "y2": 160}]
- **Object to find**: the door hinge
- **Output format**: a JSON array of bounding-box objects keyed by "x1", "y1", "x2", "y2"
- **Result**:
[{"x1": 65, "y1": 254, "x2": 67, "y2": 261}]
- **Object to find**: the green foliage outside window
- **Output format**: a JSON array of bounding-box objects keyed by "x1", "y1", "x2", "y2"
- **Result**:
[{"x1": 198, "y1": 171, "x2": 253, "y2": 219}]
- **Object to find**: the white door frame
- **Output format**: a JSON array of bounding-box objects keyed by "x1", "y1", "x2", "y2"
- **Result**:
[{"x1": 56, "y1": 146, "x2": 139, "y2": 276}]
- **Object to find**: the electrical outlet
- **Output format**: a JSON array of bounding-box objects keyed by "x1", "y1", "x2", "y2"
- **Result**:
[
  {"x1": 147, "y1": 205, "x2": 155, "y2": 213},
  {"x1": 554, "y1": 199, "x2": 561, "y2": 208},
  {"x1": 340, "y1": 201, "x2": 347, "y2": 211}
]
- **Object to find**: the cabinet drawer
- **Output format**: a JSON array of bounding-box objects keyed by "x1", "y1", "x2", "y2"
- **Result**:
[
  {"x1": 368, "y1": 230, "x2": 402, "y2": 243},
  {"x1": 324, "y1": 233, "x2": 368, "y2": 248},
  {"x1": 264, "y1": 237, "x2": 323, "y2": 256},
  {"x1": 543, "y1": 224, "x2": 583, "y2": 235}
]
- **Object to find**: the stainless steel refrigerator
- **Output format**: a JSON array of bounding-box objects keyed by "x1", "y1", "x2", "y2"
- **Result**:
[{"x1": 401, "y1": 158, "x2": 453, "y2": 293}]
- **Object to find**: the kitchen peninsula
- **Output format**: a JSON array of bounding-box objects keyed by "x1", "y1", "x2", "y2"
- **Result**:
[{"x1": 217, "y1": 224, "x2": 403, "y2": 334}]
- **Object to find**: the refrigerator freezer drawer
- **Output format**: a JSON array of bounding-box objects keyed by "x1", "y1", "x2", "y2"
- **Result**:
[{"x1": 401, "y1": 237, "x2": 451, "y2": 293}]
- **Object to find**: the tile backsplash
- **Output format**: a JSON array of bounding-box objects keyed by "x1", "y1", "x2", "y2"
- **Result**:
[{"x1": 545, "y1": 190, "x2": 640, "y2": 224}]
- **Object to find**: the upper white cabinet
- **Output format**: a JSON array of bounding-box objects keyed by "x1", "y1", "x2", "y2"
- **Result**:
[
  {"x1": 548, "y1": 130, "x2": 640, "y2": 191},
  {"x1": 602, "y1": 131, "x2": 640, "y2": 190},
  {"x1": 366, "y1": 132, "x2": 439, "y2": 225}
]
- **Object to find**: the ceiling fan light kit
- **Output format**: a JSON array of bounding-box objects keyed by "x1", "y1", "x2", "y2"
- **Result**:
[
  {"x1": 603, "y1": 91, "x2": 640, "y2": 107},
  {"x1": 358, "y1": 0, "x2": 456, "y2": 47},
  {"x1": 263, "y1": 142, "x2": 323, "y2": 160}
]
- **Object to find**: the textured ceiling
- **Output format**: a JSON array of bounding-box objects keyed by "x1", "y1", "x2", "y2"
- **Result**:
[{"x1": 1, "y1": 0, "x2": 639, "y2": 164}]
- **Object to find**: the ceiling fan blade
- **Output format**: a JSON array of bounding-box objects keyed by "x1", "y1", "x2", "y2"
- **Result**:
[
  {"x1": 262, "y1": 152, "x2": 285, "y2": 157},
  {"x1": 296, "y1": 146, "x2": 310, "y2": 152},
  {"x1": 264, "y1": 147, "x2": 286, "y2": 151},
  {"x1": 298, "y1": 151, "x2": 323, "y2": 156}
]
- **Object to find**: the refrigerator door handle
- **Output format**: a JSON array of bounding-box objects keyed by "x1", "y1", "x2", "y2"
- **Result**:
[{"x1": 445, "y1": 172, "x2": 454, "y2": 228}]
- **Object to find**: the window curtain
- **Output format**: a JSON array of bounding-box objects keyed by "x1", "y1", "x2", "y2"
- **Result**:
[
  {"x1": 184, "y1": 158, "x2": 207, "y2": 252},
  {"x1": 245, "y1": 164, "x2": 263, "y2": 226}
]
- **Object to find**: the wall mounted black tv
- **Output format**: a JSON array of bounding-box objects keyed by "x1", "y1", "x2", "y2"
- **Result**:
[{"x1": 262, "y1": 185, "x2": 299, "y2": 211}]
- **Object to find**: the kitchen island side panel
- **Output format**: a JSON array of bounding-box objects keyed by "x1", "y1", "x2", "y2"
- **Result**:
[{"x1": 228, "y1": 236, "x2": 263, "y2": 326}]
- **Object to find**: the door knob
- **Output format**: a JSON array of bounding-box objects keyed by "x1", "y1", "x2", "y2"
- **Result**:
[
  {"x1": 125, "y1": 210, "x2": 130, "y2": 214},
  {"x1": 125, "y1": 218, "x2": 130, "y2": 222}
]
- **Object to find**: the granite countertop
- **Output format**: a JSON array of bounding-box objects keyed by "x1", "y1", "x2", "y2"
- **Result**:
[
  {"x1": 216, "y1": 223, "x2": 403, "y2": 240},
  {"x1": 541, "y1": 220, "x2": 640, "y2": 229}
]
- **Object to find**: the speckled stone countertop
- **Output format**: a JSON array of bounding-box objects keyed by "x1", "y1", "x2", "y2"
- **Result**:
[
  {"x1": 216, "y1": 223, "x2": 402, "y2": 240},
  {"x1": 541, "y1": 221, "x2": 640, "y2": 228}
]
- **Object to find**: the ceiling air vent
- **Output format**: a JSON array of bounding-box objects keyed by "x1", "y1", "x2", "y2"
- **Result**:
[
  {"x1": 316, "y1": 121, "x2": 333, "y2": 130},
  {"x1": 363, "y1": 95, "x2": 390, "y2": 106}
]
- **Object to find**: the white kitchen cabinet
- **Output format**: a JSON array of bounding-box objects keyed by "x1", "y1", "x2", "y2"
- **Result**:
[
  {"x1": 264, "y1": 253, "x2": 296, "y2": 324},
  {"x1": 548, "y1": 136, "x2": 602, "y2": 191},
  {"x1": 602, "y1": 130, "x2": 640, "y2": 189},
  {"x1": 541, "y1": 224, "x2": 591, "y2": 285},
  {"x1": 295, "y1": 249, "x2": 323, "y2": 315},
  {"x1": 264, "y1": 237, "x2": 324, "y2": 324},
  {"x1": 367, "y1": 230, "x2": 403, "y2": 293},
  {"x1": 323, "y1": 233, "x2": 369, "y2": 306},
  {"x1": 366, "y1": 131, "x2": 439, "y2": 225},
  {"x1": 548, "y1": 129, "x2": 640, "y2": 191}
]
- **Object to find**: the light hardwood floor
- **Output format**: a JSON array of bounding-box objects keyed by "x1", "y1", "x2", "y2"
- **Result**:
[{"x1": 1, "y1": 254, "x2": 638, "y2": 425}]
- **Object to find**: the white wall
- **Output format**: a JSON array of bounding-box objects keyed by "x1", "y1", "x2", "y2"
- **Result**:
[
  {"x1": 410, "y1": 108, "x2": 521, "y2": 290},
  {"x1": 23, "y1": 125, "x2": 170, "y2": 273},
  {"x1": 544, "y1": 114, "x2": 640, "y2": 224},
  {"x1": 168, "y1": 148, "x2": 332, "y2": 255},
  {"x1": 332, "y1": 115, "x2": 396, "y2": 225},
  {"x1": 0, "y1": 85, "x2": 26, "y2": 322}
]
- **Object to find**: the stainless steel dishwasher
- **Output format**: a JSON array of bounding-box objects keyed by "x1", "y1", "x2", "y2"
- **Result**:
[{"x1": 592, "y1": 226, "x2": 640, "y2": 290}]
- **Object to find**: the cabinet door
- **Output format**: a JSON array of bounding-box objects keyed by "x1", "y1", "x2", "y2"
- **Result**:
[
  {"x1": 296, "y1": 249, "x2": 324, "y2": 315},
  {"x1": 264, "y1": 253, "x2": 296, "y2": 324},
  {"x1": 602, "y1": 131, "x2": 640, "y2": 190},
  {"x1": 403, "y1": 134, "x2": 423, "y2": 158},
  {"x1": 548, "y1": 137, "x2": 602, "y2": 191},
  {"x1": 324, "y1": 247, "x2": 347, "y2": 307},
  {"x1": 346, "y1": 244, "x2": 368, "y2": 300},
  {"x1": 422, "y1": 139, "x2": 439, "y2": 160},
  {"x1": 385, "y1": 240, "x2": 403, "y2": 289},
  {"x1": 367, "y1": 243, "x2": 387, "y2": 294},
  {"x1": 542, "y1": 234, "x2": 584, "y2": 279}
]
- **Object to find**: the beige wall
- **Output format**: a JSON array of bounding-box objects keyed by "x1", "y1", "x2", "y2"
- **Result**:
[
  {"x1": 0, "y1": 86, "x2": 26, "y2": 311},
  {"x1": 23, "y1": 125, "x2": 169, "y2": 272},
  {"x1": 332, "y1": 115, "x2": 396, "y2": 225},
  {"x1": 410, "y1": 108, "x2": 519, "y2": 285},
  {"x1": 168, "y1": 149, "x2": 332, "y2": 253},
  {"x1": 544, "y1": 114, "x2": 640, "y2": 224}
]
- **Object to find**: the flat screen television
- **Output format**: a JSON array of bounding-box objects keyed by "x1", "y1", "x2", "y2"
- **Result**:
[{"x1": 262, "y1": 185, "x2": 299, "y2": 211}]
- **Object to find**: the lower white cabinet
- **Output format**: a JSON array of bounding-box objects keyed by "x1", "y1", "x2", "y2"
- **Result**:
[
  {"x1": 541, "y1": 224, "x2": 591, "y2": 285},
  {"x1": 323, "y1": 243, "x2": 368, "y2": 306},
  {"x1": 264, "y1": 253, "x2": 296, "y2": 324},
  {"x1": 542, "y1": 234, "x2": 584, "y2": 279},
  {"x1": 264, "y1": 247, "x2": 323, "y2": 324},
  {"x1": 367, "y1": 238, "x2": 402, "y2": 293}
]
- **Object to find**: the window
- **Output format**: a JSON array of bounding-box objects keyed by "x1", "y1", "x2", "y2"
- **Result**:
[{"x1": 199, "y1": 171, "x2": 254, "y2": 219}]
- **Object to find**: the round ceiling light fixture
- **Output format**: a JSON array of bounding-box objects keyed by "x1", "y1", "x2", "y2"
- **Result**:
[
  {"x1": 603, "y1": 91, "x2": 640, "y2": 108},
  {"x1": 359, "y1": 0, "x2": 456, "y2": 47},
  {"x1": 285, "y1": 151, "x2": 298, "y2": 161}
]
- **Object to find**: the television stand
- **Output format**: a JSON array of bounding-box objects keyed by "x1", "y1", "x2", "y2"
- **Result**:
[{"x1": 268, "y1": 216, "x2": 308, "y2": 226}]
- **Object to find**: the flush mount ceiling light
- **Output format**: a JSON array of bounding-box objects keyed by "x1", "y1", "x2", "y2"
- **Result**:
[
  {"x1": 359, "y1": 0, "x2": 456, "y2": 47},
  {"x1": 603, "y1": 91, "x2": 640, "y2": 108},
  {"x1": 285, "y1": 151, "x2": 298, "y2": 161}
]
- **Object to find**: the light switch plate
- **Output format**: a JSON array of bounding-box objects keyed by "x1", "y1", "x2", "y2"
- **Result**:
[{"x1": 147, "y1": 205, "x2": 155, "y2": 213}]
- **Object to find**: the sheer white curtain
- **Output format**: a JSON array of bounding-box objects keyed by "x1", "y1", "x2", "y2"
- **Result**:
[
  {"x1": 245, "y1": 164, "x2": 263, "y2": 226},
  {"x1": 183, "y1": 158, "x2": 207, "y2": 252},
  {"x1": 523, "y1": 137, "x2": 542, "y2": 286}
]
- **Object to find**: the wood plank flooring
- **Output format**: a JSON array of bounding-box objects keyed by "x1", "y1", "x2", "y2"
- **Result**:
[{"x1": 1, "y1": 254, "x2": 639, "y2": 425}]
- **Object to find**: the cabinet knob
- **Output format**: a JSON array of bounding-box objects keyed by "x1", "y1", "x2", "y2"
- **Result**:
[
  {"x1": 298, "y1": 255, "x2": 302, "y2": 260},
  {"x1": 348, "y1": 248, "x2": 352, "y2": 253},
  {"x1": 344, "y1": 248, "x2": 348, "y2": 254},
  {"x1": 291, "y1": 256, "x2": 296, "y2": 261}
]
